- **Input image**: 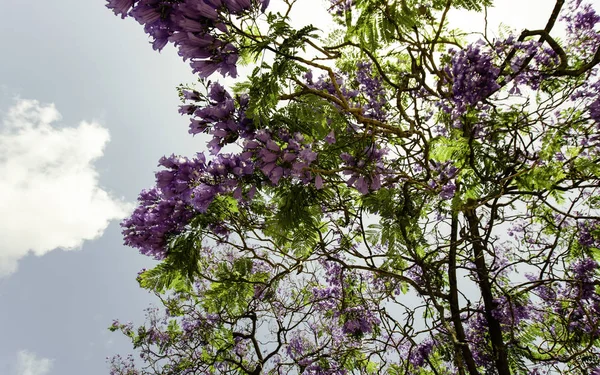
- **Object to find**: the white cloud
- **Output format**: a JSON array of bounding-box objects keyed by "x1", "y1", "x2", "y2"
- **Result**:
[
  {"x1": 14, "y1": 351, "x2": 53, "y2": 375},
  {"x1": 0, "y1": 99, "x2": 132, "y2": 277}
]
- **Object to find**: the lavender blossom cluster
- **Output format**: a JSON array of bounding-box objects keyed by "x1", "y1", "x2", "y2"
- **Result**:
[
  {"x1": 443, "y1": 42, "x2": 500, "y2": 124},
  {"x1": 122, "y1": 151, "x2": 255, "y2": 258},
  {"x1": 340, "y1": 145, "x2": 386, "y2": 195},
  {"x1": 562, "y1": 0, "x2": 600, "y2": 60},
  {"x1": 122, "y1": 81, "x2": 331, "y2": 257},
  {"x1": 182, "y1": 82, "x2": 254, "y2": 154},
  {"x1": 106, "y1": 0, "x2": 270, "y2": 78},
  {"x1": 428, "y1": 160, "x2": 458, "y2": 200},
  {"x1": 354, "y1": 61, "x2": 388, "y2": 121}
]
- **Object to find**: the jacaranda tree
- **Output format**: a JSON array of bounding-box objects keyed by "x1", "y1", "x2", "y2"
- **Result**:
[{"x1": 106, "y1": 0, "x2": 600, "y2": 374}]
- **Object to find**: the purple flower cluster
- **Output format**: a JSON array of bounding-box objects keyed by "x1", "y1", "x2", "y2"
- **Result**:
[
  {"x1": 340, "y1": 306, "x2": 380, "y2": 337},
  {"x1": 354, "y1": 61, "x2": 388, "y2": 121},
  {"x1": 244, "y1": 129, "x2": 319, "y2": 186},
  {"x1": 121, "y1": 188, "x2": 195, "y2": 259},
  {"x1": 527, "y1": 258, "x2": 600, "y2": 339},
  {"x1": 561, "y1": 258, "x2": 600, "y2": 335},
  {"x1": 569, "y1": 257, "x2": 599, "y2": 300},
  {"x1": 494, "y1": 36, "x2": 560, "y2": 91},
  {"x1": 304, "y1": 70, "x2": 359, "y2": 101},
  {"x1": 427, "y1": 160, "x2": 458, "y2": 200},
  {"x1": 182, "y1": 82, "x2": 254, "y2": 154},
  {"x1": 490, "y1": 296, "x2": 530, "y2": 327},
  {"x1": 340, "y1": 145, "x2": 386, "y2": 194},
  {"x1": 464, "y1": 310, "x2": 495, "y2": 369},
  {"x1": 409, "y1": 339, "x2": 435, "y2": 368},
  {"x1": 286, "y1": 334, "x2": 312, "y2": 365},
  {"x1": 445, "y1": 42, "x2": 500, "y2": 115},
  {"x1": 157, "y1": 152, "x2": 255, "y2": 211},
  {"x1": 123, "y1": 79, "x2": 347, "y2": 258},
  {"x1": 106, "y1": 0, "x2": 271, "y2": 78},
  {"x1": 108, "y1": 353, "x2": 140, "y2": 375},
  {"x1": 182, "y1": 82, "x2": 323, "y2": 186},
  {"x1": 562, "y1": 0, "x2": 600, "y2": 59},
  {"x1": 122, "y1": 152, "x2": 256, "y2": 258},
  {"x1": 577, "y1": 219, "x2": 600, "y2": 248},
  {"x1": 286, "y1": 333, "x2": 348, "y2": 375}
]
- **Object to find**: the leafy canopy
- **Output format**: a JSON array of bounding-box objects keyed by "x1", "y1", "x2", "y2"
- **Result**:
[{"x1": 106, "y1": 0, "x2": 600, "y2": 374}]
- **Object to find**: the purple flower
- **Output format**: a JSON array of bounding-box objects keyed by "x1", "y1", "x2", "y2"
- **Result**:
[
  {"x1": 299, "y1": 148, "x2": 317, "y2": 163},
  {"x1": 259, "y1": 0, "x2": 270, "y2": 12},
  {"x1": 354, "y1": 61, "x2": 388, "y2": 120},
  {"x1": 341, "y1": 306, "x2": 380, "y2": 337},
  {"x1": 130, "y1": 1, "x2": 162, "y2": 25},
  {"x1": 590, "y1": 98, "x2": 600, "y2": 123},
  {"x1": 182, "y1": 90, "x2": 201, "y2": 101},
  {"x1": 106, "y1": 0, "x2": 135, "y2": 18},
  {"x1": 355, "y1": 176, "x2": 369, "y2": 194},
  {"x1": 191, "y1": 183, "x2": 217, "y2": 212},
  {"x1": 439, "y1": 182, "x2": 456, "y2": 200},
  {"x1": 121, "y1": 188, "x2": 194, "y2": 259},
  {"x1": 191, "y1": 60, "x2": 221, "y2": 78},
  {"x1": 409, "y1": 340, "x2": 435, "y2": 368},
  {"x1": 443, "y1": 42, "x2": 500, "y2": 122},
  {"x1": 570, "y1": 257, "x2": 599, "y2": 300},
  {"x1": 194, "y1": 1, "x2": 219, "y2": 20},
  {"x1": 578, "y1": 220, "x2": 600, "y2": 247},
  {"x1": 315, "y1": 174, "x2": 324, "y2": 189},
  {"x1": 324, "y1": 130, "x2": 336, "y2": 144},
  {"x1": 179, "y1": 104, "x2": 198, "y2": 115}
]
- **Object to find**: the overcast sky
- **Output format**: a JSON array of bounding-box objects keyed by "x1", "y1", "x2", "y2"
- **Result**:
[{"x1": 0, "y1": 1, "x2": 586, "y2": 375}]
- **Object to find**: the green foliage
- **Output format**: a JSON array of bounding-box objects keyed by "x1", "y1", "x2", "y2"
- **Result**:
[
  {"x1": 138, "y1": 262, "x2": 191, "y2": 294},
  {"x1": 111, "y1": 0, "x2": 600, "y2": 374}
]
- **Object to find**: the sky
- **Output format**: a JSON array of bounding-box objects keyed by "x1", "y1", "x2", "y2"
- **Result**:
[{"x1": 0, "y1": 1, "x2": 587, "y2": 375}]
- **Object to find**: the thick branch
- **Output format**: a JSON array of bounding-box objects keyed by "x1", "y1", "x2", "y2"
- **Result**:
[
  {"x1": 464, "y1": 209, "x2": 511, "y2": 375},
  {"x1": 449, "y1": 211, "x2": 481, "y2": 375}
]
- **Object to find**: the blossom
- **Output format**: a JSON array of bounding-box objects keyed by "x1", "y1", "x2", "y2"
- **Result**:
[
  {"x1": 106, "y1": 0, "x2": 135, "y2": 18},
  {"x1": 354, "y1": 61, "x2": 388, "y2": 121},
  {"x1": 106, "y1": 0, "x2": 270, "y2": 78},
  {"x1": 340, "y1": 306, "x2": 380, "y2": 337},
  {"x1": 121, "y1": 188, "x2": 194, "y2": 259},
  {"x1": 447, "y1": 42, "x2": 500, "y2": 109},
  {"x1": 324, "y1": 130, "x2": 336, "y2": 144}
]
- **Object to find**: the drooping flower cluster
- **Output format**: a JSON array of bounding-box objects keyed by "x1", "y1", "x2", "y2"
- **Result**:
[
  {"x1": 340, "y1": 306, "x2": 380, "y2": 337},
  {"x1": 555, "y1": 258, "x2": 600, "y2": 336},
  {"x1": 182, "y1": 82, "x2": 322, "y2": 185},
  {"x1": 578, "y1": 219, "x2": 600, "y2": 248},
  {"x1": 244, "y1": 129, "x2": 320, "y2": 185},
  {"x1": 106, "y1": 0, "x2": 270, "y2": 78},
  {"x1": 340, "y1": 145, "x2": 386, "y2": 194},
  {"x1": 122, "y1": 151, "x2": 256, "y2": 258},
  {"x1": 181, "y1": 82, "x2": 254, "y2": 154},
  {"x1": 494, "y1": 36, "x2": 560, "y2": 91},
  {"x1": 121, "y1": 188, "x2": 195, "y2": 259},
  {"x1": 523, "y1": 258, "x2": 600, "y2": 342},
  {"x1": 490, "y1": 296, "x2": 531, "y2": 327},
  {"x1": 562, "y1": 0, "x2": 600, "y2": 60},
  {"x1": 396, "y1": 339, "x2": 437, "y2": 371},
  {"x1": 354, "y1": 61, "x2": 388, "y2": 121},
  {"x1": 108, "y1": 353, "x2": 140, "y2": 375},
  {"x1": 285, "y1": 333, "x2": 348, "y2": 375},
  {"x1": 444, "y1": 42, "x2": 500, "y2": 119},
  {"x1": 303, "y1": 70, "x2": 359, "y2": 101},
  {"x1": 570, "y1": 257, "x2": 599, "y2": 300},
  {"x1": 311, "y1": 255, "x2": 382, "y2": 341},
  {"x1": 427, "y1": 160, "x2": 458, "y2": 200}
]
